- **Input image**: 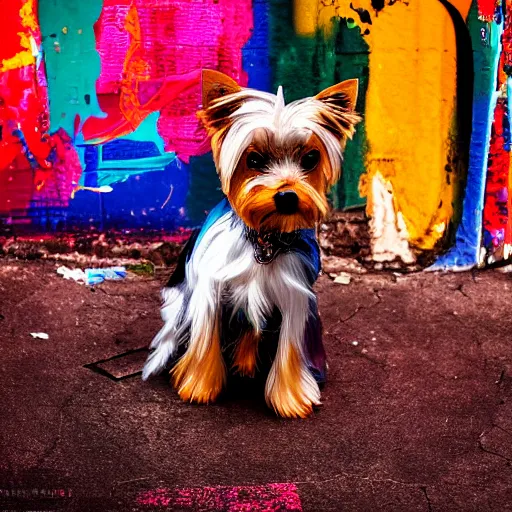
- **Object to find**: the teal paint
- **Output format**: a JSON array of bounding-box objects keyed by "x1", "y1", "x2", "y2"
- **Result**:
[
  {"x1": 333, "y1": 19, "x2": 370, "y2": 209},
  {"x1": 39, "y1": 0, "x2": 105, "y2": 138},
  {"x1": 121, "y1": 112, "x2": 166, "y2": 154},
  {"x1": 186, "y1": 153, "x2": 225, "y2": 224}
]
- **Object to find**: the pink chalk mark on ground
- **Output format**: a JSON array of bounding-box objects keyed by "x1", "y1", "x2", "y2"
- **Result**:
[{"x1": 136, "y1": 483, "x2": 303, "y2": 511}]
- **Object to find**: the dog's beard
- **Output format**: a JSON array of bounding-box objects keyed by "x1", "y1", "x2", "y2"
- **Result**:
[{"x1": 230, "y1": 179, "x2": 328, "y2": 233}]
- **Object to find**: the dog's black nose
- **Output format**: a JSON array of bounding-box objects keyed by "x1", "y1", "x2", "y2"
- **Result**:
[{"x1": 274, "y1": 190, "x2": 299, "y2": 215}]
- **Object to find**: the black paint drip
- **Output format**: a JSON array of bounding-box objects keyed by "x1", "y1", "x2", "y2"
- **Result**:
[
  {"x1": 371, "y1": 0, "x2": 385, "y2": 12},
  {"x1": 350, "y1": 2, "x2": 372, "y2": 24}
]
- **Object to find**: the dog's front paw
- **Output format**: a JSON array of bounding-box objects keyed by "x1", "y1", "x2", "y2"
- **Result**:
[
  {"x1": 267, "y1": 385, "x2": 321, "y2": 418},
  {"x1": 171, "y1": 349, "x2": 226, "y2": 404},
  {"x1": 265, "y1": 345, "x2": 321, "y2": 418}
]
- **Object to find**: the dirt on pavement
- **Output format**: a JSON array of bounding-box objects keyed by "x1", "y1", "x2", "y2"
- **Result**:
[{"x1": 1, "y1": 260, "x2": 511, "y2": 511}]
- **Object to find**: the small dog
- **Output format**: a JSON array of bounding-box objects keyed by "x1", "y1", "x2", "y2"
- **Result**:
[{"x1": 142, "y1": 70, "x2": 360, "y2": 418}]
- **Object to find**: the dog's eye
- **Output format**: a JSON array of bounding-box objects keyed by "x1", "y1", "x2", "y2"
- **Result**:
[
  {"x1": 301, "y1": 150, "x2": 320, "y2": 172},
  {"x1": 246, "y1": 151, "x2": 267, "y2": 170}
]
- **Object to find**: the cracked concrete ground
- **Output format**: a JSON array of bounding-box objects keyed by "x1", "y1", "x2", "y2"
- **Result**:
[{"x1": 1, "y1": 260, "x2": 512, "y2": 511}]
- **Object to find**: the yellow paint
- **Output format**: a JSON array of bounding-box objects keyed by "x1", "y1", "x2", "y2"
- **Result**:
[
  {"x1": 294, "y1": 0, "x2": 320, "y2": 35},
  {"x1": 1, "y1": 0, "x2": 38, "y2": 72},
  {"x1": 293, "y1": 0, "x2": 464, "y2": 250}
]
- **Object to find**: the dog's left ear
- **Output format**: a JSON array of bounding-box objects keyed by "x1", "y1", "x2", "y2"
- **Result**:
[
  {"x1": 314, "y1": 79, "x2": 361, "y2": 140},
  {"x1": 198, "y1": 70, "x2": 243, "y2": 134}
]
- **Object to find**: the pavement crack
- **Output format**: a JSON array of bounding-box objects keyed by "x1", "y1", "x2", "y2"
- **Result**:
[
  {"x1": 478, "y1": 429, "x2": 512, "y2": 465},
  {"x1": 339, "y1": 289, "x2": 382, "y2": 324},
  {"x1": 421, "y1": 486, "x2": 433, "y2": 512},
  {"x1": 494, "y1": 424, "x2": 512, "y2": 437},
  {"x1": 455, "y1": 284, "x2": 469, "y2": 298},
  {"x1": 340, "y1": 305, "x2": 364, "y2": 323},
  {"x1": 354, "y1": 350, "x2": 387, "y2": 368}
]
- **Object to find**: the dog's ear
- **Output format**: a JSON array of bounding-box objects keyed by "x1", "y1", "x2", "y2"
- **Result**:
[
  {"x1": 316, "y1": 79, "x2": 359, "y2": 112},
  {"x1": 201, "y1": 69, "x2": 242, "y2": 109},
  {"x1": 198, "y1": 70, "x2": 244, "y2": 135},
  {"x1": 314, "y1": 79, "x2": 361, "y2": 140}
]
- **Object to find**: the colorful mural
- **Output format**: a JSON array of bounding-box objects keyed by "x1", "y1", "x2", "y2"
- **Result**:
[{"x1": 0, "y1": 0, "x2": 511, "y2": 270}]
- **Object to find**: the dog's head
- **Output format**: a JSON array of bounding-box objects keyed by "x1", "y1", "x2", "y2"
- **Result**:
[{"x1": 198, "y1": 70, "x2": 361, "y2": 233}]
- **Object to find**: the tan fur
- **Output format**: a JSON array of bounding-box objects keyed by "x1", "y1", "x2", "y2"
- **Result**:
[
  {"x1": 266, "y1": 344, "x2": 318, "y2": 418},
  {"x1": 226, "y1": 135, "x2": 330, "y2": 233},
  {"x1": 171, "y1": 315, "x2": 226, "y2": 404},
  {"x1": 232, "y1": 330, "x2": 260, "y2": 377},
  {"x1": 173, "y1": 70, "x2": 361, "y2": 418}
]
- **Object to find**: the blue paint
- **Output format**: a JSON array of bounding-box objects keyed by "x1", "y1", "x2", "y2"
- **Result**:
[
  {"x1": 242, "y1": 0, "x2": 272, "y2": 92},
  {"x1": 429, "y1": 6, "x2": 503, "y2": 271},
  {"x1": 62, "y1": 139, "x2": 189, "y2": 230}
]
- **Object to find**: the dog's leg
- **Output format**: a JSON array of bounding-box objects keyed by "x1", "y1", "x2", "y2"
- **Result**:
[
  {"x1": 171, "y1": 281, "x2": 226, "y2": 404},
  {"x1": 265, "y1": 260, "x2": 321, "y2": 418},
  {"x1": 232, "y1": 329, "x2": 260, "y2": 377},
  {"x1": 142, "y1": 286, "x2": 187, "y2": 380}
]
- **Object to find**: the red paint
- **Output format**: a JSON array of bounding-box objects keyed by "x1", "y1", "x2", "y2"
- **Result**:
[
  {"x1": 80, "y1": 70, "x2": 201, "y2": 145},
  {"x1": 136, "y1": 483, "x2": 303, "y2": 511},
  {"x1": 0, "y1": 0, "x2": 82, "y2": 215},
  {"x1": 501, "y1": 1, "x2": 512, "y2": 81},
  {"x1": 483, "y1": 97, "x2": 510, "y2": 252},
  {"x1": 478, "y1": 0, "x2": 498, "y2": 20}
]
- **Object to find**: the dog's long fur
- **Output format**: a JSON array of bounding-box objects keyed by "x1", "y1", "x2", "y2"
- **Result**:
[{"x1": 143, "y1": 70, "x2": 360, "y2": 418}]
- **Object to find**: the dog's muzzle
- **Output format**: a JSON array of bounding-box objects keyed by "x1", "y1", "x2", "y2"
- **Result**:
[{"x1": 274, "y1": 190, "x2": 299, "y2": 215}]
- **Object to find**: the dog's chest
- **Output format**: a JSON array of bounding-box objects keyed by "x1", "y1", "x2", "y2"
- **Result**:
[{"x1": 188, "y1": 212, "x2": 308, "y2": 329}]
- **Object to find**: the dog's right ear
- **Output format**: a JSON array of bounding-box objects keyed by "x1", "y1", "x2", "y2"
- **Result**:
[
  {"x1": 201, "y1": 69, "x2": 242, "y2": 109},
  {"x1": 198, "y1": 70, "x2": 243, "y2": 135}
]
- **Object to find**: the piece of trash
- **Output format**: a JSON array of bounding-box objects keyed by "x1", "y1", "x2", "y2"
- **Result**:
[
  {"x1": 351, "y1": 341, "x2": 359, "y2": 346},
  {"x1": 30, "y1": 332, "x2": 49, "y2": 340},
  {"x1": 85, "y1": 267, "x2": 127, "y2": 286},
  {"x1": 333, "y1": 272, "x2": 351, "y2": 285},
  {"x1": 58, "y1": 265, "x2": 128, "y2": 286},
  {"x1": 57, "y1": 265, "x2": 86, "y2": 283}
]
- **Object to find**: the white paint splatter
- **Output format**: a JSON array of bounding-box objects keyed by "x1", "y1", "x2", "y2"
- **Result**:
[{"x1": 369, "y1": 171, "x2": 415, "y2": 264}]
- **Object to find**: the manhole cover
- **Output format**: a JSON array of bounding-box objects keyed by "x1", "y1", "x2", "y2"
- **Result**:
[{"x1": 85, "y1": 347, "x2": 148, "y2": 381}]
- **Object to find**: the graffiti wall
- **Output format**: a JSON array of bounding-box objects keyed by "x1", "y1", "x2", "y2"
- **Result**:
[{"x1": 0, "y1": 0, "x2": 509, "y2": 270}]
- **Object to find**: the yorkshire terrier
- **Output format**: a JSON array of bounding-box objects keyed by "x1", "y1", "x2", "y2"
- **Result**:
[{"x1": 142, "y1": 70, "x2": 360, "y2": 418}]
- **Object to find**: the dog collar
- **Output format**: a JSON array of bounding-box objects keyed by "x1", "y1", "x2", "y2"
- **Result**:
[{"x1": 245, "y1": 228, "x2": 299, "y2": 265}]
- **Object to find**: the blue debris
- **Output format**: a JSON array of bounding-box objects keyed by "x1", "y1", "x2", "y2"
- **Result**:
[{"x1": 85, "y1": 267, "x2": 127, "y2": 286}]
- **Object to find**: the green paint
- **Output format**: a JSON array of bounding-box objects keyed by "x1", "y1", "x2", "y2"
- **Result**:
[
  {"x1": 126, "y1": 262, "x2": 155, "y2": 276},
  {"x1": 269, "y1": 1, "x2": 370, "y2": 209},
  {"x1": 39, "y1": 0, "x2": 105, "y2": 138}
]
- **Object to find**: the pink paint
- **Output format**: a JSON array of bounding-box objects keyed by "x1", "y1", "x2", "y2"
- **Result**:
[
  {"x1": 94, "y1": 0, "x2": 132, "y2": 94},
  {"x1": 136, "y1": 483, "x2": 303, "y2": 511},
  {"x1": 94, "y1": 0, "x2": 253, "y2": 162}
]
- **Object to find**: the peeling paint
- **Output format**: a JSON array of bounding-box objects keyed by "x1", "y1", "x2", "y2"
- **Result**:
[{"x1": 367, "y1": 171, "x2": 415, "y2": 264}]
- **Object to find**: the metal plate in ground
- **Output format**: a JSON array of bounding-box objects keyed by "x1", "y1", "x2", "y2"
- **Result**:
[{"x1": 85, "y1": 348, "x2": 149, "y2": 381}]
